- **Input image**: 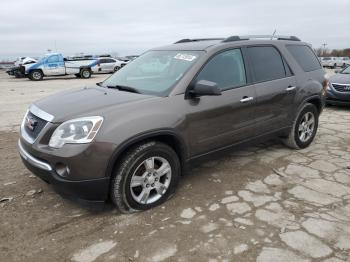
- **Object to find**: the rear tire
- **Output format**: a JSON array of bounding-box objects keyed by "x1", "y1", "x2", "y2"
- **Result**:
[
  {"x1": 114, "y1": 66, "x2": 120, "y2": 72},
  {"x1": 282, "y1": 103, "x2": 319, "y2": 149},
  {"x1": 29, "y1": 70, "x2": 43, "y2": 81},
  {"x1": 110, "y1": 141, "x2": 180, "y2": 213},
  {"x1": 80, "y1": 68, "x2": 91, "y2": 79}
]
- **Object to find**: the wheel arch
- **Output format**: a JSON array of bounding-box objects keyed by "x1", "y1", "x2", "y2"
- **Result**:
[
  {"x1": 105, "y1": 129, "x2": 188, "y2": 179},
  {"x1": 305, "y1": 96, "x2": 323, "y2": 114}
]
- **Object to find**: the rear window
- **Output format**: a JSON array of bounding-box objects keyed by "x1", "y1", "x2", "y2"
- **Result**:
[
  {"x1": 247, "y1": 46, "x2": 287, "y2": 82},
  {"x1": 286, "y1": 45, "x2": 321, "y2": 72}
]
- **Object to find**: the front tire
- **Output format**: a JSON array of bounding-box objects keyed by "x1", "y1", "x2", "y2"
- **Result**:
[
  {"x1": 282, "y1": 103, "x2": 319, "y2": 149},
  {"x1": 110, "y1": 141, "x2": 180, "y2": 213},
  {"x1": 29, "y1": 70, "x2": 43, "y2": 81}
]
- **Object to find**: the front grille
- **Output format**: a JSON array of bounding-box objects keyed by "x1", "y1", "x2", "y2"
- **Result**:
[
  {"x1": 24, "y1": 111, "x2": 48, "y2": 140},
  {"x1": 332, "y1": 83, "x2": 350, "y2": 93},
  {"x1": 19, "y1": 66, "x2": 25, "y2": 74}
]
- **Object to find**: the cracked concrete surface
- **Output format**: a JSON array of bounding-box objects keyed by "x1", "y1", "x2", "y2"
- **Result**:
[{"x1": 1, "y1": 71, "x2": 350, "y2": 261}]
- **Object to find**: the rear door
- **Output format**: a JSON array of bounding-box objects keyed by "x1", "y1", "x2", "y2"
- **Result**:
[
  {"x1": 246, "y1": 45, "x2": 297, "y2": 135},
  {"x1": 186, "y1": 48, "x2": 257, "y2": 156},
  {"x1": 105, "y1": 59, "x2": 116, "y2": 72}
]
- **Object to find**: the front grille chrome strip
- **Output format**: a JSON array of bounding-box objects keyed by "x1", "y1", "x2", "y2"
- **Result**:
[{"x1": 18, "y1": 140, "x2": 52, "y2": 171}]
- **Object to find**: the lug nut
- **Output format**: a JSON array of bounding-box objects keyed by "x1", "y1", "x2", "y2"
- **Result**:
[
  {"x1": 146, "y1": 184, "x2": 150, "y2": 188},
  {"x1": 155, "y1": 178, "x2": 158, "y2": 181},
  {"x1": 151, "y1": 183, "x2": 155, "y2": 187}
]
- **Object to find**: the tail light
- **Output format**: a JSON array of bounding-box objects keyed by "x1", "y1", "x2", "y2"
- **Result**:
[{"x1": 322, "y1": 74, "x2": 329, "y2": 95}]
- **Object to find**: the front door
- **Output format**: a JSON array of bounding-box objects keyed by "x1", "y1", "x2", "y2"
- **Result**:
[
  {"x1": 185, "y1": 48, "x2": 257, "y2": 156},
  {"x1": 44, "y1": 55, "x2": 65, "y2": 75}
]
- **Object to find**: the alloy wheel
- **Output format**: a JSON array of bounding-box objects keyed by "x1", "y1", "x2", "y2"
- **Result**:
[
  {"x1": 298, "y1": 112, "x2": 315, "y2": 142},
  {"x1": 129, "y1": 156, "x2": 172, "y2": 205}
]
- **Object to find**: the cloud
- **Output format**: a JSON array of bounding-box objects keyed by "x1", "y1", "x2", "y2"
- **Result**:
[{"x1": 0, "y1": 0, "x2": 349, "y2": 59}]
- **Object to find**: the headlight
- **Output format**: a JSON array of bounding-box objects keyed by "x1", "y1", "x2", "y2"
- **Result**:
[
  {"x1": 327, "y1": 82, "x2": 332, "y2": 91},
  {"x1": 49, "y1": 116, "x2": 103, "y2": 148}
]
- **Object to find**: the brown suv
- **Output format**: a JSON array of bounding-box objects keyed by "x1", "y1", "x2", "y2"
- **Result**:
[{"x1": 18, "y1": 35, "x2": 327, "y2": 212}]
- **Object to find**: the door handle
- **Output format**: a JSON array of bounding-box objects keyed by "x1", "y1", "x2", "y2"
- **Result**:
[
  {"x1": 240, "y1": 96, "x2": 254, "y2": 103},
  {"x1": 286, "y1": 86, "x2": 296, "y2": 92}
]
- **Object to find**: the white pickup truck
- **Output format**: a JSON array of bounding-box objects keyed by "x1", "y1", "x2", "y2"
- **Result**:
[{"x1": 21, "y1": 53, "x2": 99, "y2": 81}]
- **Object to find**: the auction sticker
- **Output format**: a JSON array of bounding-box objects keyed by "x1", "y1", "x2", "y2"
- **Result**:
[{"x1": 174, "y1": 53, "x2": 197, "y2": 62}]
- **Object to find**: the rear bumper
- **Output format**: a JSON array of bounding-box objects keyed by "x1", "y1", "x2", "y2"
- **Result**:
[{"x1": 18, "y1": 140, "x2": 110, "y2": 202}]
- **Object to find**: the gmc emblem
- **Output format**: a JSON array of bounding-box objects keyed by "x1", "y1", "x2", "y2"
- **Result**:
[{"x1": 25, "y1": 116, "x2": 37, "y2": 131}]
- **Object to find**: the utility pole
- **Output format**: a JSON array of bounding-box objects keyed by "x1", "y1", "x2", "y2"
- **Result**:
[{"x1": 322, "y1": 43, "x2": 327, "y2": 56}]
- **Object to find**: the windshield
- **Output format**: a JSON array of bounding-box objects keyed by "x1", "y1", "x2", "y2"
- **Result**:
[
  {"x1": 37, "y1": 55, "x2": 50, "y2": 63},
  {"x1": 102, "y1": 50, "x2": 203, "y2": 96},
  {"x1": 340, "y1": 66, "x2": 350, "y2": 74}
]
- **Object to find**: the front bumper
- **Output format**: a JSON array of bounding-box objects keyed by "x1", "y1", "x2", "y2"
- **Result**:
[
  {"x1": 326, "y1": 90, "x2": 350, "y2": 106},
  {"x1": 18, "y1": 140, "x2": 110, "y2": 202}
]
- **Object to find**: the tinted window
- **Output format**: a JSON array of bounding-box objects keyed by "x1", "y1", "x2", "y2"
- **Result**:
[
  {"x1": 287, "y1": 45, "x2": 321, "y2": 72},
  {"x1": 248, "y1": 46, "x2": 286, "y2": 82},
  {"x1": 195, "y1": 49, "x2": 246, "y2": 91},
  {"x1": 99, "y1": 59, "x2": 108, "y2": 63},
  {"x1": 47, "y1": 55, "x2": 59, "y2": 63}
]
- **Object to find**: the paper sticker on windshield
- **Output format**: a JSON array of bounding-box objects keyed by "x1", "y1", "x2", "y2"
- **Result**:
[{"x1": 174, "y1": 53, "x2": 197, "y2": 62}]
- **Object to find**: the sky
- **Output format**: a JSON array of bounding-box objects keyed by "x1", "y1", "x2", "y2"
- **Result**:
[{"x1": 1, "y1": 0, "x2": 349, "y2": 60}]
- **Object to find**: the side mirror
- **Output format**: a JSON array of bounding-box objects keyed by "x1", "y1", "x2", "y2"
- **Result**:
[{"x1": 188, "y1": 80, "x2": 222, "y2": 98}]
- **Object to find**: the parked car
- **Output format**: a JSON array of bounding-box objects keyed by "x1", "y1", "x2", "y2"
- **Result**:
[
  {"x1": 91, "y1": 57, "x2": 128, "y2": 73},
  {"x1": 18, "y1": 35, "x2": 326, "y2": 212},
  {"x1": 339, "y1": 57, "x2": 350, "y2": 67},
  {"x1": 326, "y1": 65, "x2": 350, "y2": 106},
  {"x1": 20, "y1": 53, "x2": 98, "y2": 80},
  {"x1": 321, "y1": 57, "x2": 344, "y2": 68},
  {"x1": 6, "y1": 57, "x2": 37, "y2": 78}
]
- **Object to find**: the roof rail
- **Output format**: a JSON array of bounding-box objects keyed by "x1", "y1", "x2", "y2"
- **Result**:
[
  {"x1": 174, "y1": 38, "x2": 225, "y2": 44},
  {"x1": 222, "y1": 35, "x2": 301, "y2": 42}
]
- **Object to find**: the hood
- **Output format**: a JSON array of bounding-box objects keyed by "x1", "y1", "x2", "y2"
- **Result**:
[
  {"x1": 329, "y1": 73, "x2": 350, "y2": 85},
  {"x1": 34, "y1": 86, "x2": 155, "y2": 122}
]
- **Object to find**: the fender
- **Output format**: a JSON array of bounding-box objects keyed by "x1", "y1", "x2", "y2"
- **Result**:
[
  {"x1": 105, "y1": 128, "x2": 188, "y2": 178},
  {"x1": 297, "y1": 94, "x2": 323, "y2": 115}
]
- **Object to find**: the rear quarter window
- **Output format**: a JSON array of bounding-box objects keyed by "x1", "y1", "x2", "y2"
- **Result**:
[{"x1": 286, "y1": 45, "x2": 321, "y2": 72}]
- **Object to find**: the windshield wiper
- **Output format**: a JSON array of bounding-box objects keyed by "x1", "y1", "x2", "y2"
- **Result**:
[{"x1": 106, "y1": 85, "x2": 140, "y2": 94}]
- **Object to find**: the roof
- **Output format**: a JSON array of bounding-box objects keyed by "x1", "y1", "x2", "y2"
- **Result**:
[{"x1": 153, "y1": 35, "x2": 304, "y2": 51}]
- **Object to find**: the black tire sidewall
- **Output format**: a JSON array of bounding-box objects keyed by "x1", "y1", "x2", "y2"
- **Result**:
[
  {"x1": 294, "y1": 104, "x2": 319, "y2": 149},
  {"x1": 114, "y1": 143, "x2": 180, "y2": 211},
  {"x1": 80, "y1": 69, "x2": 91, "y2": 78},
  {"x1": 30, "y1": 70, "x2": 43, "y2": 81}
]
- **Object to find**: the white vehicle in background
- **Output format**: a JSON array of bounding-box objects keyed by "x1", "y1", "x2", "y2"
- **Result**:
[
  {"x1": 91, "y1": 57, "x2": 129, "y2": 73},
  {"x1": 321, "y1": 57, "x2": 348, "y2": 69},
  {"x1": 338, "y1": 57, "x2": 350, "y2": 67},
  {"x1": 14, "y1": 57, "x2": 37, "y2": 67},
  {"x1": 21, "y1": 53, "x2": 98, "y2": 80},
  {"x1": 6, "y1": 57, "x2": 37, "y2": 77}
]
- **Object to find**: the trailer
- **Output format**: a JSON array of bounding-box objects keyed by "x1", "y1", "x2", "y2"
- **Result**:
[{"x1": 21, "y1": 53, "x2": 98, "y2": 81}]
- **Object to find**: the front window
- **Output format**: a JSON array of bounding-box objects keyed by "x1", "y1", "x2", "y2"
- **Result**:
[{"x1": 102, "y1": 50, "x2": 203, "y2": 96}]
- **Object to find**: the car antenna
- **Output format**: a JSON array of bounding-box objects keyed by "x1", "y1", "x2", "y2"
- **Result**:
[{"x1": 270, "y1": 29, "x2": 277, "y2": 40}]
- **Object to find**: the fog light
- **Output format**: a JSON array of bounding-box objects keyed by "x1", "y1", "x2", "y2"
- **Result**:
[{"x1": 55, "y1": 163, "x2": 70, "y2": 177}]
